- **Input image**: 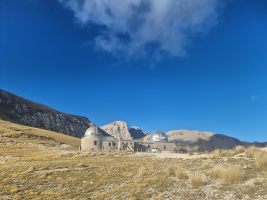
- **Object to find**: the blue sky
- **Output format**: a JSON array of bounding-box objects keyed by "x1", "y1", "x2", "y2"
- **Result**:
[{"x1": 1, "y1": 0, "x2": 267, "y2": 142}]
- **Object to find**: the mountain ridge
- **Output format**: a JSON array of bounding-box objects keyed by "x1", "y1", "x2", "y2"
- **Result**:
[
  {"x1": 0, "y1": 89, "x2": 93, "y2": 138},
  {"x1": 167, "y1": 130, "x2": 267, "y2": 152},
  {"x1": 1, "y1": 89, "x2": 266, "y2": 151}
]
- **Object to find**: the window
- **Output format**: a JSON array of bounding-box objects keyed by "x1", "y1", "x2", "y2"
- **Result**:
[
  {"x1": 113, "y1": 142, "x2": 115, "y2": 146},
  {"x1": 148, "y1": 145, "x2": 150, "y2": 148},
  {"x1": 164, "y1": 145, "x2": 166, "y2": 149},
  {"x1": 109, "y1": 142, "x2": 111, "y2": 146},
  {"x1": 94, "y1": 140, "x2": 97, "y2": 145},
  {"x1": 126, "y1": 142, "x2": 128, "y2": 146}
]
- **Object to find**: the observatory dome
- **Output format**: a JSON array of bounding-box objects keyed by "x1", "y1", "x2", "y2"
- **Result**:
[
  {"x1": 84, "y1": 126, "x2": 101, "y2": 137},
  {"x1": 151, "y1": 130, "x2": 168, "y2": 142}
]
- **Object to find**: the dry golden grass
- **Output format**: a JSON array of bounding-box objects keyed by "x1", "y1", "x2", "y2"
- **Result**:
[
  {"x1": 0, "y1": 120, "x2": 267, "y2": 199},
  {"x1": 245, "y1": 146, "x2": 260, "y2": 158},
  {"x1": 167, "y1": 165, "x2": 188, "y2": 179},
  {"x1": 212, "y1": 149, "x2": 233, "y2": 158},
  {"x1": 167, "y1": 165, "x2": 176, "y2": 176},
  {"x1": 189, "y1": 172, "x2": 204, "y2": 188},
  {"x1": 255, "y1": 151, "x2": 267, "y2": 170},
  {"x1": 175, "y1": 167, "x2": 188, "y2": 179},
  {"x1": 137, "y1": 166, "x2": 146, "y2": 177},
  {"x1": 213, "y1": 165, "x2": 244, "y2": 184},
  {"x1": 211, "y1": 149, "x2": 222, "y2": 159},
  {"x1": 0, "y1": 119, "x2": 80, "y2": 148},
  {"x1": 233, "y1": 146, "x2": 246, "y2": 155},
  {"x1": 201, "y1": 163, "x2": 212, "y2": 170},
  {"x1": 212, "y1": 146, "x2": 247, "y2": 159}
]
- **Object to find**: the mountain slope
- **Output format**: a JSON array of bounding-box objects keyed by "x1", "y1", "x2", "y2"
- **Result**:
[
  {"x1": 167, "y1": 130, "x2": 245, "y2": 151},
  {"x1": 0, "y1": 119, "x2": 80, "y2": 148},
  {"x1": 0, "y1": 89, "x2": 93, "y2": 138},
  {"x1": 101, "y1": 121, "x2": 146, "y2": 140}
]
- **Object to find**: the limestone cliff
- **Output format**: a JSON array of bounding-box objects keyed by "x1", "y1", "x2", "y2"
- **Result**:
[
  {"x1": 0, "y1": 89, "x2": 93, "y2": 138},
  {"x1": 101, "y1": 121, "x2": 146, "y2": 140}
]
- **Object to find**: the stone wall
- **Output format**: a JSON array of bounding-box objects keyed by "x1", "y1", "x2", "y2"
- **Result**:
[
  {"x1": 135, "y1": 141, "x2": 177, "y2": 152},
  {"x1": 102, "y1": 140, "x2": 117, "y2": 151},
  {"x1": 81, "y1": 136, "x2": 102, "y2": 151}
]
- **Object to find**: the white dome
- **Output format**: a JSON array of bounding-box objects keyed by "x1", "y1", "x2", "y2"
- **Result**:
[
  {"x1": 151, "y1": 131, "x2": 168, "y2": 142},
  {"x1": 84, "y1": 126, "x2": 99, "y2": 137}
]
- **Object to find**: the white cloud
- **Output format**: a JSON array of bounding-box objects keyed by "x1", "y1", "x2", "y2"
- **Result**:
[{"x1": 59, "y1": 0, "x2": 223, "y2": 59}]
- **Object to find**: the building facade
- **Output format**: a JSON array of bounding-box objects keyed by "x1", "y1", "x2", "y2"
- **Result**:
[{"x1": 81, "y1": 126, "x2": 176, "y2": 153}]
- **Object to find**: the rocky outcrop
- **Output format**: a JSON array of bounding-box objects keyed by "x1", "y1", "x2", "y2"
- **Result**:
[
  {"x1": 101, "y1": 121, "x2": 147, "y2": 140},
  {"x1": 101, "y1": 121, "x2": 131, "y2": 140},
  {"x1": 0, "y1": 89, "x2": 93, "y2": 138}
]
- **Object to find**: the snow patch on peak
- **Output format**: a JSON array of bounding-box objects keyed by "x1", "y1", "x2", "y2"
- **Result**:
[{"x1": 131, "y1": 126, "x2": 141, "y2": 130}]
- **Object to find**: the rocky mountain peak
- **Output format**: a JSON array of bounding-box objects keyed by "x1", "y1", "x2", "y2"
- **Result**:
[
  {"x1": 101, "y1": 121, "x2": 147, "y2": 140},
  {"x1": 129, "y1": 126, "x2": 147, "y2": 139},
  {"x1": 112, "y1": 120, "x2": 129, "y2": 127},
  {"x1": 101, "y1": 121, "x2": 131, "y2": 140}
]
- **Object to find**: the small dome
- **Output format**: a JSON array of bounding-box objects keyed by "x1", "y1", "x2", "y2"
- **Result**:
[
  {"x1": 151, "y1": 130, "x2": 168, "y2": 142},
  {"x1": 84, "y1": 126, "x2": 101, "y2": 137}
]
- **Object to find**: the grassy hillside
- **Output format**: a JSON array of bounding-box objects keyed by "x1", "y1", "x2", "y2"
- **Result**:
[
  {"x1": 0, "y1": 120, "x2": 267, "y2": 199},
  {"x1": 0, "y1": 119, "x2": 80, "y2": 148}
]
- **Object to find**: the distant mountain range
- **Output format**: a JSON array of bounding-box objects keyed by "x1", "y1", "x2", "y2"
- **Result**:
[
  {"x1": 0, "y1": 89, "x2": 266, "y2": 151},
  {"x1": 0, "y1": 89, "x2": 146, "y2": 139}
]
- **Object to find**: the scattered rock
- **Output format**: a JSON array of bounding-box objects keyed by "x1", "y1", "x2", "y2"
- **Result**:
[
  {"x1": 76, "y1": 163, "x2": 89, "y2": 168},
  {"x1": 25, "y1": 166, "x2": 37, "y2": 173}
]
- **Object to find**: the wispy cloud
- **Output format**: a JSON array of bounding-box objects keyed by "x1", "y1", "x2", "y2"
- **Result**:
[{"x1": 59, "y1": 0, "x2": 224, "y2": 60}]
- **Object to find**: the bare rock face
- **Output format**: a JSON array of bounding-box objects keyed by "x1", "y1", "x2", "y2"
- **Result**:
[
  {"x1": 101, "y1": 121, "x2": 131, "y2": 140},
  {"x1": 0, "y1": 89, "x2": 93, "y2": 138},
  {"x1": 101, "y1": 121, "x2": 146, "y2": 140}
]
